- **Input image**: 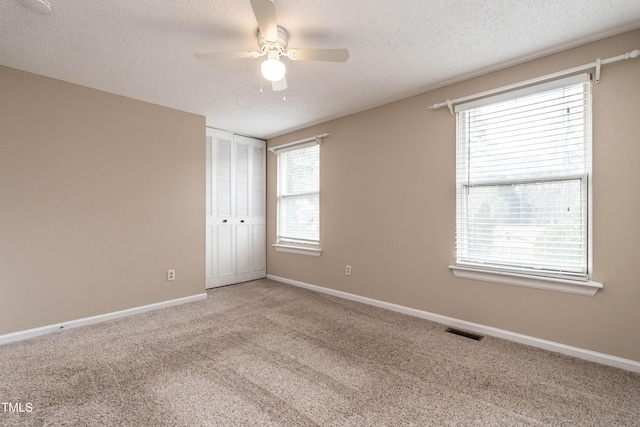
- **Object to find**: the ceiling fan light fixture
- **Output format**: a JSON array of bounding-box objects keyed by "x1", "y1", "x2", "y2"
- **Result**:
[
  {"x1": 261, "y1": 51, "x2": 286, "y2": 82},
  {"x1": 194, "y1": 1, "x2": 350, "y2": 91}
]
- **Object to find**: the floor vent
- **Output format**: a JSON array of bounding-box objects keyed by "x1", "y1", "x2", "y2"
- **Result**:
[{"x1": 446, "y1": 327, "x2": 484, "y2": 341}]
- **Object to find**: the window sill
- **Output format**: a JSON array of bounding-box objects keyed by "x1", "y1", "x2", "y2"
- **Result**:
[
  {"x1": 272, "y1": 243, "x2": 322, "y2": 256},
  {"x1": 449, "y1": 265, "x2": 603, "y2": 296}
]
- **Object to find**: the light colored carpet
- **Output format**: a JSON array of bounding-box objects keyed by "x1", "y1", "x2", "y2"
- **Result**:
[{"x1": 1, "y1": 279, "x2": 639, "y2": 426}]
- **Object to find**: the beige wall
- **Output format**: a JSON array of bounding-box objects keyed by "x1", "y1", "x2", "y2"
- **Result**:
[
  {"x1": 267, "y1": 29, "x2": 640, "y2": 362},
  {"x1": 0, "y1": 66, "x2": 205, "y2": 335}
]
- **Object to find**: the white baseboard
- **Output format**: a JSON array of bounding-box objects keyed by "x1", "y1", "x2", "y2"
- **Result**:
[
  {"x1": 0, "y1": 293, "x2": 208, "y2": 346},
  {"x1": 267, "y1": 274, "x2": 640, "y2": 373}
]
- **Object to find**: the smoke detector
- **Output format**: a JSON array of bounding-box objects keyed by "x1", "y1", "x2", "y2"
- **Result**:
[{"x1": 16, "y1": 0, "x2": 52, "y2": 14}]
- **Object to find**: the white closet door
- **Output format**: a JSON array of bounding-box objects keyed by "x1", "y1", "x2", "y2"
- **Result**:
[
  {"x1": 215, "y1": 132, "x2": 234, "y2": 286},
  {"x1": 233, "y1": 136, "x2": 251, "y2": 281},
  {"x1": 205, "y1": 128, "x2": 266, "y2": 289}
]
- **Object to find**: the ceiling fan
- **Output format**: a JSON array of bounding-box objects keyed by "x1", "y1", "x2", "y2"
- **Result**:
[{"x1": 195, "y1": 0, "x2": 350, "y2": 91}]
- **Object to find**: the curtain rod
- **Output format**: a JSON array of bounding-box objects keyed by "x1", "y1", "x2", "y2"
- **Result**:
[
  {"x1": 430, "y1": 49, "x2": 639, "y2": 115},
  {"x1": 268, "y1": 133, "x2": 329, "y2": 154}
]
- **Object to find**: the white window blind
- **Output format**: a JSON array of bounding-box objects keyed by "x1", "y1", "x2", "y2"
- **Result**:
[
  {"x1": 277, "y1": 143, "x2": 320, "y2": 246},
  {"x1": 455, "y1": 74, "x2": 591, "y2": 280}
]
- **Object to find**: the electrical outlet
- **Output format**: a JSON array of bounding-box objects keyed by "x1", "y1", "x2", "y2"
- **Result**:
[
  {"x1": 346, "y1": 265, "x2": 352, "y2": 276},
  {"x1": 167, "y1": 269, "x2": 176, "y2": 281}
]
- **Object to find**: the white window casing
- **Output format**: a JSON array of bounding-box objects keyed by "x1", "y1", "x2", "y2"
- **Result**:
[
  {"x1": 451, "y1": 74, "x2": 603, "y2": 295},
  {"x1": 271, "y1": 135, "x2": 326, "y2": 256}
]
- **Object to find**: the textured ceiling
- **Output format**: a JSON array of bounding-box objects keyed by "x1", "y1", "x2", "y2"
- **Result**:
[{"x1": 2, "y1": 0, "x2": 639, "y2": 139}]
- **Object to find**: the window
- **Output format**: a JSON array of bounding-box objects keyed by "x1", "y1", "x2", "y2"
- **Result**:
[
  {"x1": 451, "y1": 74, "x2": 602, "y2": 295},
  {"x1": 273, "y1": 141, "x2": 321, "y2": 255}
]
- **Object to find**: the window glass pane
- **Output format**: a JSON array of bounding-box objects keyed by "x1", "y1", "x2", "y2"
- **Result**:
[
  {"x1": 458, "y1": 180, "x2": 586, "y2": 273},
  {"x1": 280, "y1": 193, "x2": 320, "y2": 242},
  {"x1": 466, "y1": 84, "x2": 587, "y2": 182},
  {"x1": 282, "y1": 145, "x2": 319, "y2": 195}
]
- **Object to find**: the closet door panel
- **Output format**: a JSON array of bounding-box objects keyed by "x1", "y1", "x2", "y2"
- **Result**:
[
  {"x1": 216, "y1": 224, "x2": 233, "y2": 281},
  {"x1": 250, "y1": 143, "x2": 266, "y2": 279},
  {"x1": 234, "y1": 138, "x2": 251, "y2": 279},
  {"x1": 235, "y1": 141, "x2": 249, "y2": 219},
  {"x1": 216, "y1": 136, "x2": 232, "y2": 219},
  {"x1": 235, "y1": 224, "x2": 251, "y2": 275},
  {"x1": 252, "y1": 223, "x2": 266, "y2": 272},
  {"x1": 215, "y1": 133, "x2": 234, "y2": 286}
]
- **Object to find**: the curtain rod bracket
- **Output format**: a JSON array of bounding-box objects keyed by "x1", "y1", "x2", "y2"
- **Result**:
[
  {"x1": 446, "y1": 99, "x2": 454, "y2": 115},
  {"x1": 268, "y1": 133, "x2": 329, "y2": 155}
]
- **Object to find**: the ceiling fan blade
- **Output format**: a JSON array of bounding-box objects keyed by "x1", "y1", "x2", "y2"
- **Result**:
[
  {"x1": 287, "y1": 48, "x2": 350, "y2": 62},
  {"x1": 195, "y1": 51, "x2": 259, "y2": 61},
  {"x1": 271, "y1": 77, "x2": 287, "y2": 92},
  {"x1": 250, "y1": 0, "x2": 278, "y2": 42}
]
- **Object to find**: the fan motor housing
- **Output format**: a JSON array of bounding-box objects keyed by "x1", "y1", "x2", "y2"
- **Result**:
[{"x1": 257, "y1": 26, "x2": 289, "y2": 53}]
